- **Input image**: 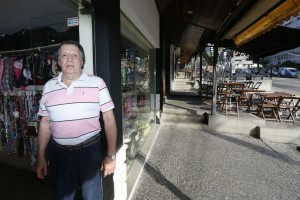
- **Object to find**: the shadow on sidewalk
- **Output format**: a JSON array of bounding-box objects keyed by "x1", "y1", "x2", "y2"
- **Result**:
[
  {"x1": 135, "y1": 152, "x2": 192, "y2": 200},
  {"x1": 204, "y1": 131, "x2": 300, "y2": 166}
]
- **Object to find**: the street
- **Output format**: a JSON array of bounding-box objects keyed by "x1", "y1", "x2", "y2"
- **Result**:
[{"x1": 271, "y1": 77, "x2": 300, "y2": 95}]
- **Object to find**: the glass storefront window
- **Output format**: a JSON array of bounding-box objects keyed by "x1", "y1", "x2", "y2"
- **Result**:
[
  {"x1": 121, "y1": 13, "x2": 156, "y2": 169},
  {"x1": 0, "y1": 5, "x2": 79, "y2": 167}
]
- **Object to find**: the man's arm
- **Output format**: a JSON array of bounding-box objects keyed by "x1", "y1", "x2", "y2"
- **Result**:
[
  {"x1": 36, "y1": 116, "x2": 51, "y2": 179},
  {"x1": 101, "y1": 109, "x2": 117, "y2": 177}
]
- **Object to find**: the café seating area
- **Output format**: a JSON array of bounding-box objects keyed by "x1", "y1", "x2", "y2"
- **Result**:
[{"x1": 202, "y1": 80, "x2": 300, "y2": 124}]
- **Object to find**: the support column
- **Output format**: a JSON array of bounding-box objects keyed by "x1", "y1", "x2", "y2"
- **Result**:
[
  {"x1": 92, "y1": 0, "x2": 122, "y2": 148},
  {"x1": 199, "y1": 51, "x2": 203, "y2": 98},
  {"x1": 78, "y1": 0, "x2": 93, "y2": 74},
  {"x1": 212, "y1": 38, "x2": 219, "y2": 116},
  {"x1": 92, "y1": 0, "x2": 125, "y2": 199}
]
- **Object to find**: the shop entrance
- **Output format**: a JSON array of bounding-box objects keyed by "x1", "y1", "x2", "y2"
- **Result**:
[{"x1": 0, "y1": 0, "x2": 79, "y2": 169}]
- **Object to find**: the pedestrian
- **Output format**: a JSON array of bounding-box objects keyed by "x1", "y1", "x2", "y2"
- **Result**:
[{"x1": 36, "y1": 40, "x2": 117, "y2": 200}]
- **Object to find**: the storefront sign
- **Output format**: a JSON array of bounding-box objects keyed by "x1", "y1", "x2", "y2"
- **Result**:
[{"x1": 67, "y1": 17, "x2": 79, "y2": 27}]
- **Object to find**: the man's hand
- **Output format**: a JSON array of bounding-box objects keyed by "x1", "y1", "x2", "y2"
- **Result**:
[
  {"x1": 101, "y1": 156, "x2": 116, "y2": 177},
  {"x1": 101, "y1": 110, "x2": 117, "y2": 177},
  {"x1": 36, "y1": 116, "x2": 51, "y2": 179},
  {"x1": 36, "y1": 156, "x2": 48, "y2": 179}
]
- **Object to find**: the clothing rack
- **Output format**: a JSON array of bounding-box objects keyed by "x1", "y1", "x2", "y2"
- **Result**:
[{"x1": 0, "y1": 43, "x2": 61, "y2": 56}]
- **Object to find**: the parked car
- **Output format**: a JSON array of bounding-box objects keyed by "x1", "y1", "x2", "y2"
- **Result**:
[
  {"x1": 296, "y1": 71, "x2": 300, "y2": 81},
  {"x1": 278, "y1": 67, "x2": 287, "y2": 77},
  {"x1": 278, "y1": 67, "x2": 298, "y2": 78},
  {"x1": 284, "y1": 68, "x2": 298, "y2": 78}
]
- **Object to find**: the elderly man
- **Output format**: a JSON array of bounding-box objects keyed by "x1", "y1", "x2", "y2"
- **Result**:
[{"x1": 36, "y1": 40, "x2": 117, "y2": 200}]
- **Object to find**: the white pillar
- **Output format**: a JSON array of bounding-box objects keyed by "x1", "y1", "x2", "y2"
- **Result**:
[{"x1": 78, "y1": 1, "x2": 94, "y2": 74}]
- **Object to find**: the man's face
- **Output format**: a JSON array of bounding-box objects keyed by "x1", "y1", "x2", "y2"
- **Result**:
[{"x1": 58, "y1": 44, "x2": 83, "y2": 76}]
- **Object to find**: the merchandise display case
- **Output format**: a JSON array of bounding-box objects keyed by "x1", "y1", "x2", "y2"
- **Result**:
[
  {"x1": 121, "y1": 48, "x2": 154, "y2": 160},
  {"x1": 120, "y1": 12, "x2": 157, "y2": 171}
]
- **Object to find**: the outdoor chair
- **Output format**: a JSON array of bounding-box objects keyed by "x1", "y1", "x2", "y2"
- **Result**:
[
  {"x1": 244, "y1": 81, "x2": 254, "y2": 88},
  {"x1": 216, "y1": 83, "x2": 227, "y2": 111},
  {"x1": 256, "y1": 96, "x2": 279, "y2": 122},
  {"x1": 251, "y1": 82, "x2": 262, "y2": 90},
  {"x1": 277, "y1": 96, "x2": 300, "y2": 124},
  {"x1": 220, "y1": 82, "x2": 245, "y2": 117},
  {"x1": 245, "y1": 92, "x2": 265, "y2": 113},
  {"x1": 200, "y1": 81, "x2": 213, "y2": 100}
]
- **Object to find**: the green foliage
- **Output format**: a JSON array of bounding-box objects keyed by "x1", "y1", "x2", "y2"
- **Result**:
[
  {"x1": 258, "y1": 58, "x2": 269, "y2": 65},
  {"x1": 281, "y1": 60, "x2": 300, "y2": 69},
  {"x1": 257, "y1": 58, "x2": 269, "y2": 71},
  {"x1": 282, "y1": 60, "x2": 295, "y2": 67}
]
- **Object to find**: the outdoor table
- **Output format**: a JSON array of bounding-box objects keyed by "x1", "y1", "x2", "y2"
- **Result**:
[
  {"x1": 255, "y1": 91, "x2": 294, "y2": 121},
  {"x1": 241, "y1": 89, "x2": 266, "y2": 109},
  {"x1": 217, "y1": 82, "x2": 245, "y2": 116}
]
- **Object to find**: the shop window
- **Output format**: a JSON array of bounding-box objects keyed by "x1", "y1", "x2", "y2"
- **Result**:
[
  {"x1": 0, "y1": 8, "x2": 79, "y2": 168},
  {"x1": 121, "y1": 13, "x2": 156, "y2": 169}
]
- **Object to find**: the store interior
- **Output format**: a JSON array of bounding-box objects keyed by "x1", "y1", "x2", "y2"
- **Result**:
[
  {"x1": 0, "y1": 0, "x2": 79, "y2": 169},
  {"x1": 0, "y1": 2, "x2": 157, "y2": 172}
]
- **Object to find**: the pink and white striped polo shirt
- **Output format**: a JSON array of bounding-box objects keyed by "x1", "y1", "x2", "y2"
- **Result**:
[{"x1": 38, "y1": 72, "x2": 115, "y2": 145}]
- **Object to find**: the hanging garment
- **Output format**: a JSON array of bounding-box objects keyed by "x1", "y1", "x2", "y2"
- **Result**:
[
  {"x1": 13, "y1": 57, "x2": 24, "y2": 88},
  {"x1": 13, "y1": 58, "x2": 23, "y2": 80},
  {"x1": 14, "y1": 56, "x2": 26, "y2": 88},
  {"x1": 43, "y1": 54, "x2": 54, "y2": 81},
  {"x1": 52, "y1": 59, "x2": 60, "y2": 76},
  {"x1": 1, "y1": 58, "x2": 12, "y2": 91},
  {"x1": 35, "y1": 54, "x2": 46, "y2": 85},
  {"x1": 22, "y1": 56, "x2": 34, "y2": 86},
  {"x1": 0, "y1": 59, "x2": 5, "y2": 90},
  {"x1": 8, "y1": 57, "x2": 15, "y2": 90}
]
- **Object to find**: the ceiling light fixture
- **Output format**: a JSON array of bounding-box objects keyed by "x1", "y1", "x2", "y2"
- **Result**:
[{"x1": 187, "y1": 10, "x2": 194, "y2": 15}]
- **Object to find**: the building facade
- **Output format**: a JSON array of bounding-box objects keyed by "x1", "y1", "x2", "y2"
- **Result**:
[
  {"x1": 0, "y1": 0, "x2": 160, "y2": 199},
  {"x1": 265, "y1": 13, "x2": 300, "y2": 66}
]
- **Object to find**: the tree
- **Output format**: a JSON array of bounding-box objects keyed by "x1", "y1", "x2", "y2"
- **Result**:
[{"x1": 202, "y1": 50, "x2": 213, "y2": 66}]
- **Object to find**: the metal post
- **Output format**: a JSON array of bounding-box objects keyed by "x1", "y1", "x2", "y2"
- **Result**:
[
  {"x1": 270, "y1": 64, "x2": 273, "y2": 80},
  {"x1": 212, "y1": 39, "x2": 219, "y2": 116},
  {"x1": 193, "y1": 57, "x2": 197, "y2": 86},
  {"x1": 199, "y1": 51, "x2": 203, "y2": 98}
]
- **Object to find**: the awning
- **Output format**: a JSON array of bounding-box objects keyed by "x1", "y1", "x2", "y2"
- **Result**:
[
  {"x1": 236, "y1": 26, "x2": 300, "y2": 60},
  {"x1": 234, "y1": 0, "x2": 300, "y2": 46}
]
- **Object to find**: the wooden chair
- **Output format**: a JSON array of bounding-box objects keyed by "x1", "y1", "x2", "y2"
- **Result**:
[
  {"x1": 256, "y1": 95, "x2": 279, "y2": 122},
  {"x1": 201, "y1": 81, "x2": 213, "y2": 99},
  {"x1": 291, "y1": 97, "x2": 300, "y2": 119},
  {"x1": 229, "y1": 83, "x2": 245, "y2": 109},
  {"x1": 216, "y1": 83, "x2": 227, "y2": 111},
  {"x1": 251, "y1": 82, "x2": 262, "y2": 90},
  {"x1": 277, "y1": 96, "x2": 300, "y2": 123},
  {"x1": 200, "y1": 83, "x2": 208, "y2": 99},
  {"x1": 244, "y1": 81, "x2": 254, "y2": 88},
  {"x1": 238, "y1": 87, "x2": 251, "y2": 109},
  {"x1": 222, "y1": 82, "x2": 244, "y2": 116},
  {"x1": 206, "y1": 81, "x2": 213, "y2": 99},
  {"x1": 245, "y1": 91, "x2": 266, "y2": 113}
]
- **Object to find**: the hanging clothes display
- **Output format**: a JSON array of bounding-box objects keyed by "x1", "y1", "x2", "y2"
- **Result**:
[
  {"x1": 0, "y1": 44, "x2": 61, "y2": 168},
  {"x1": 0, "y1": 50, "x2": 58, "y2": 89},
  {"x1": 0, "y1": 90, "x2": 42, "y2": 167}
]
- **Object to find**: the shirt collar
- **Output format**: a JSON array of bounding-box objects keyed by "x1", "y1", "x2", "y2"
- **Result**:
[{"x1": 56, "y1": 71, "x2": 87, "y2": 85}]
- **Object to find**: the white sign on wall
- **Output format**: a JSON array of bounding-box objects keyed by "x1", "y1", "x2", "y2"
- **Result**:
[{"x1": 67, "y1": 17, "x2": 79, "y2": 27}]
